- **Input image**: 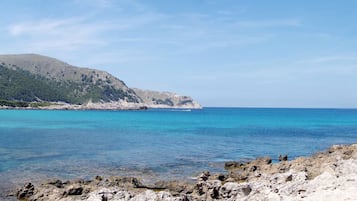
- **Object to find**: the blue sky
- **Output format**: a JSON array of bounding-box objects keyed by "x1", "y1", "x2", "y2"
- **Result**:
[{"x1": 1, "y1": 0, "x2": 356, "y2": 107}]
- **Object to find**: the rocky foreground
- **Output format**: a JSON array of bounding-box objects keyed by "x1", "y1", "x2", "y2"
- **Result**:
[{"x1": 14, "y1": 144, "x2": 357, "y2": 201}]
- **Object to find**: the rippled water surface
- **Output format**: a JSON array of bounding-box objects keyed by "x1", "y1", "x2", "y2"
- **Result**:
[{"x1": 1, "y1": 108, "x2": 357, "y2": 193}]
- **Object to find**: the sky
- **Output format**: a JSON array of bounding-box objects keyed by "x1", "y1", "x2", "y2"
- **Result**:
[{"x1": 0, "y1": 0, "x2": 356, "y2": 108}]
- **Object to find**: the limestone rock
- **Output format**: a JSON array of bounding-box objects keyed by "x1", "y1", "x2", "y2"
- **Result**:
[{"x1": 16, "y1": 183, "x2": 35, "y2": 200}]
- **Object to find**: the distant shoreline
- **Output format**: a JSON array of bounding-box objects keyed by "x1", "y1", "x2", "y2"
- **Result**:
[
  {"x1": 4, "y1": 105, "x2": 357, "y2": 111},
  {"x1": 0, "y1": 101, "x2": 202, "y2": 111}
]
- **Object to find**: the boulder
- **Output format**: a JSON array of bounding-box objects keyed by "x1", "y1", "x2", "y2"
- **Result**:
[
  {"x1": 67, "y1": 186, "x2": 83, "y2": 195},
  {"x1": 279, "y1": 155, "x2": 288, "y2": 161}
]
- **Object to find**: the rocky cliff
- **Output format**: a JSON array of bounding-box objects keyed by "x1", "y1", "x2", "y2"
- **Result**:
[
  {"x1": 0, "y1": 54, "x2": 201, "y2": 109},
  {"x1": 133, "y1": 88, "x2": 201, "y2": 109}
]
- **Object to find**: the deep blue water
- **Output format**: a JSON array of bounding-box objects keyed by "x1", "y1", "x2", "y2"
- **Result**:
[{"x1": 1, "y1": 108, "x2": 357, "y2": 185}]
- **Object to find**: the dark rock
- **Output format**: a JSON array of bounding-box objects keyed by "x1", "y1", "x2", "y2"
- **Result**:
[
  {"x1": 328, "y1": 148, "x2": 334, "y2": 154},
  {"x1": 180, "y1": 195, "x2": 191, "y2": 201},
  {"x1": 210, "y1": 186, "x2": 220, "y2": 199},
  {"x1": 250, "y1": 165, "x2": 258, "y2": 172},
  {"x1": 279, "y1": 166, "x2": 288, "y2": 173},
  {"x1": 258, "y1": 157, "x2": 272, "y2": 165},
  {"x1": 286, "y1": 174, "x2": 293, "y2": 182},
  {"x1": 198, "y1": 171, "x2": 210, "y2": 181},
  {"x1": 68, "y1": 187, "x2": 83, "y2": 195},
  {"x1": 195, "y1": 182, "x2": 205, "y2": 195},
  {"x1": 139, "y1": 106, "x2": 148, "y2": 110},
  {"x1": 17, "y1": 182, "x2": 35, "y2": 200},
  {"x1": 298, "y1": 189, "x2": 306, "y2": 194},
  {"x1": 95, "y1": 176, "x2": 103, "y2": 181},
  {"x1": 254, "y1": 172, "x2": 262, "y2": 177},
  {"x1": 224, "y1": 161, "x2": 244, "y2": 170},
  {"x1": 48, "y1": 179, "x2": 63, "y2": 188},
  {"x1": 73, "y1": 179, "x2": 85, "y2": 184},
  {"x1": 101, "y1": 194, "x2": 108, "y2": 201},
  {"x1": 279, "y1": 155, "x2": 288, "y2": 161},
  {"x1": 238, "y1": 174, "x2": 249, "y2": 181},
  {"x1": 217, "y1": 174, "x2": 226, "y2": 181},
  {"x1": 242, "y1": 185, "x2": 252, "y2": 196}
]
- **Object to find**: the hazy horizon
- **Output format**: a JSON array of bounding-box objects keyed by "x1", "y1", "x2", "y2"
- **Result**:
[{"x1": 0, "y1": 0, "x2": 356, "y2": 108}]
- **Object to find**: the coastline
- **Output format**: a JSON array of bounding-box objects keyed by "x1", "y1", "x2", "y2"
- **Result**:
[
  {"x1": 0, "y1": 101, "x2": 202, "y2": 111},
  {"x1": 11, "y1": 143, "x2": 357, "y2": 201}
]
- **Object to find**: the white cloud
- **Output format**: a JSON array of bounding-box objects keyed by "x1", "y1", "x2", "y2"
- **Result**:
[
  {"x1": 8, "y1": 18, "x2": 79, "y2": 36},
  {"x1": 5, "y1": 10, "x2": 166, "y2": 53},
  {"x1": 73, "y1": 0, "x2": 112, "y2": 8},
  {"x1": 5, "y1": 3, "x2": 296, "y2": 59},
  {"x1": 308, "y1": 55, "x2": 357, "y2": 63},
  {"x1": 233, "y1": 19, "x2": 301, "y2": 28},
  {"x1": 7, "y1": 17, "x2": 110, "y2": 52},
  {"x1": 79, "y1": 51, "x2": 162, "y2": 67}
]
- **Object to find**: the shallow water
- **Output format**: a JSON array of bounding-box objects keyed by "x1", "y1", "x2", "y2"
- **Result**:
[{"x1": 1, "y1": 108, "x2": 357, "y2": 193}]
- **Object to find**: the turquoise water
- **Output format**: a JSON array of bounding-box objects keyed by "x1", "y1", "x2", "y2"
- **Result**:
[{"x1": 1, "y1": 108, "x2": 357, "y2": 187}]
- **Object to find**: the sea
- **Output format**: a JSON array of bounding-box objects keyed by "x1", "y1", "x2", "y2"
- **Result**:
[{"x1": 1, "y1": 108, "x2": 357, "y2": 196}]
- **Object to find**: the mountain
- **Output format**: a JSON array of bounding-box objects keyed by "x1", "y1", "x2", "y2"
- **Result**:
[{"x1": 0, "y1": 54, "x2": 201, "y2": 109}]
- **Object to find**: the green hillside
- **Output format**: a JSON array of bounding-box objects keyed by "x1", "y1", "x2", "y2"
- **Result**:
[
  {"x1": 0, "y1": 65, "x2": 62, "y2": 102},
  {"x1": 0, "y1": 54, "x2": 200, "y2": 109},
  {"x1": 0, "y1": 63, "x2": 139, "y2": 105}
]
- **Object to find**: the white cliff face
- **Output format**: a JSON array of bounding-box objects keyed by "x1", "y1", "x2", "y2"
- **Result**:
[{"x1": 133, "y1": 88, "x2": 202, "y2": 109}]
